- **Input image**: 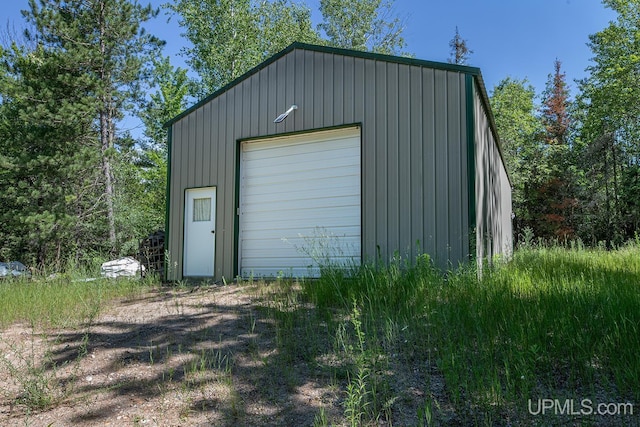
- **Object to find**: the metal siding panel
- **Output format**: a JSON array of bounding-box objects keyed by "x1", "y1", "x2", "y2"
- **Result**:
[
  {"x1": 268, "y1": 60, "x2": 278, "y2": 136},
  {"x1": 258, "y1": 69, "x2": 270, "y2": 136},
  {"x1": 313, "y1": 52, "x2": 324, "y2": 128},
  {"x1": 179, "y1": 118, "x2": 191, "y2": 275},
  {"x1": 284, "y1": 52, "x2": 295, "y2": 133},
  {"x1": 344, "y1": 56, "x2": 355, "y2": 124},
  {"x1": 234, "y1": 85, "x2": 245, "y2": 277},
  {"x1": 361, "y1": 58, "x2": 375, "y2": 261},
  {"x1": 386, "y1": 63, "x2": 400, "y2": 256},
  {"x1": 409, "y1": 66, "x2": 424, "y2": 256},
  {"x1": 202, "y1": 102, "x2": 212, "y2": 184},
  {"x1": 398, "y1": 64, "x2": 411, "y2": 257},
  {"x1": 434, "y1": 69, "x2": 448, "y2": 266},
  {"x1": 293, "y1": 50, "x2": 305, "y2": 131},
  {"x1": 475, "y1": 90, "x2": 488, "y2": 264},
  {"x1": 354, "y1": 58, "x2": 365, "y2": 122},
  {"x1": 324, "y1": 54, "x2": 334, "y2": 126},
  {"x1": 375, "y1": 61, "x2": 388, "y2": 260},
  {"x1": 304, "y1": 50, "x2": 315, "y2": 127},
  {"x1": 447, "y1": 72, "x2": 462, "y2": 265},
  {"x1": 361, "y1": 58, "x2": 373, "y2": 250},
  {"x1": 460, "y1": 74, "x2": 470, "y2": 260},
  {"x1": 195, "y1": 106, "x2": 204, "y2": 187},
  {"x1": 422, "y1": 69, "x2": 436, "y2": 258},
  {"x1": 334, "y1": 55, "x2": 344, "y2": 124},
  {"x1": 169, "y1": 124, "x2": 182, "y2": 280},
  {"x1": 216, "y1": 94, "x2": 227, "y2": 278}
]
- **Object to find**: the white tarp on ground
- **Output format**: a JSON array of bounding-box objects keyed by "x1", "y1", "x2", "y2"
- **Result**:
[{"x1": 100, "y1": 257, "x2": 144, "y2": 278}]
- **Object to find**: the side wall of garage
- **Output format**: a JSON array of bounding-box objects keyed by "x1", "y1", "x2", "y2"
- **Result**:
[
  {"x1": 166, "y1": 46, "x2": 472, "y2": 281},
  {"x1": 472, "y1": 79, "x2": 513, "y2": 269}
]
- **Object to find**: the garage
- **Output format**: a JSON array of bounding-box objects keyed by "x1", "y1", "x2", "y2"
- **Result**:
[
  {"x1": 165, "y1": 42, "x2": 512, "y2": 281},
  {"x1": 238, "y1": 127, "x2": 361, "y2": 277}
]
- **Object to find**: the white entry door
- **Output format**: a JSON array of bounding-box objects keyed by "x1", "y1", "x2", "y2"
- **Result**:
[{"x1": 184, "y1": 187, "x2": 216, "y2": 277}]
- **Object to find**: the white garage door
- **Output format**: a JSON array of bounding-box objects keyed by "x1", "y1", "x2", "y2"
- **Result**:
[{"x1": 239, "y1": 127, "x2": 361, "y2": 277}]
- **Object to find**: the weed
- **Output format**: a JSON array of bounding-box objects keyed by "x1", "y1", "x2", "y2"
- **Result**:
[{"x1": 1, "y1": 329, "x2": 89, "y2": 411}]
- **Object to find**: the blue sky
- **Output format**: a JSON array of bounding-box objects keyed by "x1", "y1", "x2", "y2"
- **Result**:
[{"x1": 3, "y1": 0, "x2": 616, "y2": 99}]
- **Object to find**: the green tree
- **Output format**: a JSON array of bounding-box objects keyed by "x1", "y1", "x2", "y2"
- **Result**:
[
  {"x1": 137, "y1": 56, "x2": 190, "y2": 233},
  {"x1": 167, "y1": 0, "x2": 318, "y2": 97},
  {"x1": 448, "y1": 26, "x2": 472, "y2": 65},
  {"x1": 0, "y1": 43, "x2": 102, "y2": 267},
  {"x1": 537, "y1": 59, "x2": 577, "y2": 240},
  {"x1": 318, "y1": 0, "x2": 406, "y2": 54},
  {"x1": 576, "y1": 0, "x2": 640, "y2": 244},
  {"x1": 23, "y1": 0, "x2": 163, "y2": 255},
  {"x1": 490, "y1": 77, "x2": 545, "y2": 239}
]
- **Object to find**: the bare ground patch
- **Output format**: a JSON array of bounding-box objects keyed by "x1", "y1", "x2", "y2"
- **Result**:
[{"x1": 0, "y1": 284, "x2": 379, "y2": 426}]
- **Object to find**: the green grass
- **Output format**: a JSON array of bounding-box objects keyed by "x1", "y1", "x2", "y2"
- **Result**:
[
  {"x1": 0, "y1": 273, "x2": 157, "y2": 328},
  {"x1": 298, "y1": 243, "x2": 640, "y2": 424},
  {"x1": 1, "y1": 245, "x2": 638, "y2": 424}
]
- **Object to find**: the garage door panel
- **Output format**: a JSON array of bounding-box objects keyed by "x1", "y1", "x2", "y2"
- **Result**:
[
  {"x1": 242, "y1": 164, "x2": 360, "y2": 188},
  {"x1": 243, "y1": 186, "x2": 360, "y2": 207},
  {"x1": 241, "y1": 225, "x2": 362, "y2": 238},
  {"x1": 242, "y1": 135, "x2": 359, "y2": 158},
  {"x1": 243, "y1": 145, "x2": 359, "y2": 168},
  {"x1": 239, "y1": 127, "x2": 361, "y2": 277},
  {"x1": 242, "y1": 214, "x2": 361, "y2": 229}
]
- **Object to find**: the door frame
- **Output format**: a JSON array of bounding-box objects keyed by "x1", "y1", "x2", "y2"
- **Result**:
[{"x1": 235, "y1": 125, "x2": 363, "y2": 278}]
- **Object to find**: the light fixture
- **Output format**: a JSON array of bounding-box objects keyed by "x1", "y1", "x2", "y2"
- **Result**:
[{"x1": 273, "y1": 104, "x2": 298, "y2": 123}]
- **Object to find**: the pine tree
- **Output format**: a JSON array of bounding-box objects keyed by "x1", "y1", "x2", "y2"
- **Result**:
[
  {"x1": 536, "y1": 59, "x2": 576, "y2": 240},
  {"x1": 22, "y1": 0, "x2": 163, "y2": 255},
  {"x1": 448, "y1": 26, "x2": 473, "y2": 65},
  {"x1": 0, "y1": 43, "x2": 102, "y2": 267}
]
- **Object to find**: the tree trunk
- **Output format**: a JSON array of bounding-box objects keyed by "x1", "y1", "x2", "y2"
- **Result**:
[
  {"x1": 99, "y1": 0, "x2": 116, "y2": 254},
  {"x1": 101, "y1": 109, "x2": 117, "y2": 254}
]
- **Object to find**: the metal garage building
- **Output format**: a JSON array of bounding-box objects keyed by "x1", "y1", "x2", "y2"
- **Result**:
[{"x1": 165, "y1": 43, "x2": 512, "y2": 281}]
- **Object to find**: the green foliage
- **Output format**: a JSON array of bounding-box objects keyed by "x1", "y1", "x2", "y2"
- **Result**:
[
  {"x1": 0, "y1": 43, "x2": 104, "y2": 267},
  {"x1": 0, "y1": 0, "x2": 164, "y2": 266},
  {"x1": 490, "y1": 77, "x2": 546, "y2": 239},
  {"x1": 167, "y1": 0, "x2": 319, "y2": 97},
  {"x1": 574, "y1": 0, "x2": 640, "y2": 245},
  {"x1": 318, "y1": 0, "x2": 406, "y2": 55}
]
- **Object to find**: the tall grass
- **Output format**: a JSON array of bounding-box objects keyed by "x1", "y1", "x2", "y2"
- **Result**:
[
  {"x1": 300, "y1": 242, "x2": 640, "y2": 423},
  {"x1": 0, "y1": 274, "x2": 157, "y2": 329}
]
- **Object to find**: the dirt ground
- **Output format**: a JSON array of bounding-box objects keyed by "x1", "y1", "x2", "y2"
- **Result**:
[
  {"x1": 0, "y1": 285, "x2": 357, "y2": 426},
  {"x1": 1, "y1": 284, "x2": 635, "y2": 427}
]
